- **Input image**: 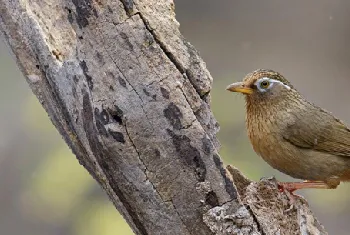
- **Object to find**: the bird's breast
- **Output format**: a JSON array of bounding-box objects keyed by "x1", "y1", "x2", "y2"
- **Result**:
[
  {"x1": 246, "y1": 110, "x2": 281, "y2": 159},
  {"x1": 245, "y1": 109, "x2": 304, "y2": 177}
]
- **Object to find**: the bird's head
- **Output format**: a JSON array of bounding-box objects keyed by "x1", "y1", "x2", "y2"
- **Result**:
[{"x1": 226, "y1": 69, "x2": 297, "y2": 104}]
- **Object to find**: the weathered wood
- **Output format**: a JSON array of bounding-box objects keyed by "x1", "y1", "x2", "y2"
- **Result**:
[{"x1": 0, "y1": 0, "x2": 327, "y2": 234}]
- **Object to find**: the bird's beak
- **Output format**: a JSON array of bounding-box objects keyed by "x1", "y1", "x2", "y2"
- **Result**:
[{"x1": 226, "y1": 82, "x2": 253, "y2": 95}]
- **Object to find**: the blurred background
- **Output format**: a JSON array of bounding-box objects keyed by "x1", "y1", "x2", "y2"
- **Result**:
[{"x1": 1, "y1": 0, "x2": 350, "y2": 234}]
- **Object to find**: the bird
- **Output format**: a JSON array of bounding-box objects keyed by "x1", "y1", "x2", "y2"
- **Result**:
[{"x1": 226, "y1": 69, "x2": 350, "y2": 192}]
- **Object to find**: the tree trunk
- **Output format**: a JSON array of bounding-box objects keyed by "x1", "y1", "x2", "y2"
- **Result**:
[{"x1": 0, "y1": 0, "x2": 327, "y2": 234}]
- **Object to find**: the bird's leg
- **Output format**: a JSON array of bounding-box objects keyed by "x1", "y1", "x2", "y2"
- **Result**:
[
  {"x1": 278, "y1": 178, "x2": 340, "y2": 193},
  {"x1": 278, "y1": 181, "x2": 328, "y2": 193}
]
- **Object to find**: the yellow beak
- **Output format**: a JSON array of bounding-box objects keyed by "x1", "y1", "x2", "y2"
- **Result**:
[{"x1": 226, "y1": 82, "x2": 253, "y2": 95}]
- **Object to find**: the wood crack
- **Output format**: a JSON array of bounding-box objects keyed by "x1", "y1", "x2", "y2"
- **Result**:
[
  {"x1": 246, "y1": 204, "x2": 266, "y2": 235},
  {"x1": 135, "y1": 12, "x2": 186, "y2": 74}
]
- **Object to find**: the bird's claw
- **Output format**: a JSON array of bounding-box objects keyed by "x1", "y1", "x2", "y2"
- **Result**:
[
  {"x1": 277, "y1": 182, "x2": 300, "y2": 211},
  {"x1": 277, "y1": 182, "x2": 297, "y2": 194}
]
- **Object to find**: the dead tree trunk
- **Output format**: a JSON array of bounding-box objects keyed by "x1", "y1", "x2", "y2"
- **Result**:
[{"x1": 0, "y1": 0, "x2": 327, "y2": 234}]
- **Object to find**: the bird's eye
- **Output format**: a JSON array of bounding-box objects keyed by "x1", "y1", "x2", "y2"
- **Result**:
[{"x1": 260, "y1": 80, "x2": 270, "y2": 89}]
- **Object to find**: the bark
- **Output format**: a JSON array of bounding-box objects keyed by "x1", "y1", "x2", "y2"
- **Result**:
[{"x1": 0, "y1": 0, "x2": 327, "y2": 234}]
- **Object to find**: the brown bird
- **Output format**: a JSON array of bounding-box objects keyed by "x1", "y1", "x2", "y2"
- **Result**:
[{"x1": 226, "y1": 69, "x2": 350, "y2": 192}]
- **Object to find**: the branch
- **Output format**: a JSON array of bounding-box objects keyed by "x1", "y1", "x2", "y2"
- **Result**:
[{"x1": 0, "y1": 0, "x2": 327, "y2": 234}]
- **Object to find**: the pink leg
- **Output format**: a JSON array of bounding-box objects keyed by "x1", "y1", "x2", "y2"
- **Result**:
[{"x1": 278, "y1": 180, "x2": 338, "y2": 194}]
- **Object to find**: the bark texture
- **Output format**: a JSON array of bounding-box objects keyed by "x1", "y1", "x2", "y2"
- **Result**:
[{"x1": 0, "y1": 0, "x2": 327, "y2": 234}]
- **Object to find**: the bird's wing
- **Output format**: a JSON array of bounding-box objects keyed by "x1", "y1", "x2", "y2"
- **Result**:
[{"x1": 282, "y1": 108, "x2": 350, "y2": 157}]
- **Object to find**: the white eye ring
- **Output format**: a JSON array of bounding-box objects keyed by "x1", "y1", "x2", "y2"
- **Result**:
[
  {"x1": 255, "y1": 77, "x2": 272, "y2": 92},
  {"x1": 255, "y1": 77, "x2": 291, "y2": 92}
]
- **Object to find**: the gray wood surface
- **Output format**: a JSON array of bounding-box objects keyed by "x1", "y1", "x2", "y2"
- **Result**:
[{"x1": 0, "y1": 0, "x2": 327, "y2": 234}]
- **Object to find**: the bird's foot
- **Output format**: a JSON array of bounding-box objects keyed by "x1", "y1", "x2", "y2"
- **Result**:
[
  {"x1": 277, "y1": 182, "x2": 300, "y2": 207},
  {"x1": 277, "y1": 182, "x2": 308, "y2": 212},
  {"x1": 277, "y1": 182, "x2": 298, "y2": 194}
]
